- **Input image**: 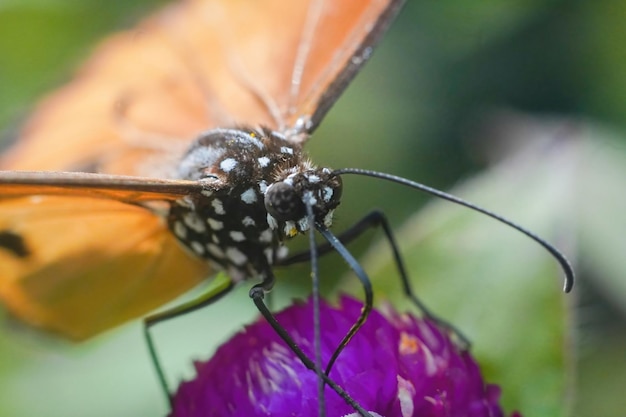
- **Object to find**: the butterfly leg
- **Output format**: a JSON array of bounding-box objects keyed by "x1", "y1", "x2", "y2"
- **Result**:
[
  {"x1": 280, "y1": 209, "x2": 471, "y2": 350},
  {"x1": 313, "y1": 223, "x2": 374, "y2": 377},
  {"x1": 249, "y1": 277, "x2": 373, "y2": 417},
  {"x1": 143, "y1": 274, "x2": 235, "y2": 406}
]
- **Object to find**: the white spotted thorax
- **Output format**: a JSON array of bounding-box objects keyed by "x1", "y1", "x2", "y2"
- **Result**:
[{"x1": 168, "y1": 127, "x2": 342, "y2": 282}]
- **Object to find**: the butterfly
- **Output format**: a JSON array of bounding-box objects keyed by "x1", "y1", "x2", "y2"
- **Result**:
[{"x1": 0, "y1": 1, "x2": 423, "y2": 413}]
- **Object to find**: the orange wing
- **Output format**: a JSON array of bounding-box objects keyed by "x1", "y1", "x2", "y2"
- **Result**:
[
  {"x1": 0, "y1": 0, "x2": 405, "y2": 338},
  {"x1": 0, "y1": 0, "x2": 404, "y2": 175},
  {"x1": 0, "y1": 177, "x2": 210, "y2": 340}
]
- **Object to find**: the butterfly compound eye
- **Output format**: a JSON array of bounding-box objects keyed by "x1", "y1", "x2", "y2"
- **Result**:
[{"x1": 264, "y1": 182, "x2": 305, "y2": 222}]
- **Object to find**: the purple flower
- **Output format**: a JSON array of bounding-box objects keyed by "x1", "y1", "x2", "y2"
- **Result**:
[{"x1": 170, "y1": 296, "x2": 519, "y2": 417}]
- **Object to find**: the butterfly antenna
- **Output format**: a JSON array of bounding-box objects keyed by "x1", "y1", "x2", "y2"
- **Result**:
[
  {"x1": 332, "y1": 168, "x2": 575, "y2": 293},
  {"x1": 304, "y1": 193, "x2": 326, "y2": 417}
]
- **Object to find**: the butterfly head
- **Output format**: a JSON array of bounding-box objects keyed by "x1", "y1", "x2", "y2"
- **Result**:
[{"x1": 265, "y1": 168, "x2": 342, "y2": 239}]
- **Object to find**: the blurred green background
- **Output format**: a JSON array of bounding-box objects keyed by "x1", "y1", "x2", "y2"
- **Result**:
[{"x1": 1, "y1": 0, "x2": 625, "y2": 416}]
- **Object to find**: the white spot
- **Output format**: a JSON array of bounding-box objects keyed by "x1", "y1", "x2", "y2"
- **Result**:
[
  {"x1": 211, "y1": 234, "x2": 220, "y2": 244},
  {"x1": 229, "y1": 231, "x2": 245, "y2": 242},
  {"x1": 323, "y1": 187, "x2": 333, "y2": 202},
  {"x1": 207, "y1": 243, "x2": 224, "y2": 258},
  {"x1": 267, "y1": 214, "x2": 278, "y2": 230},
  {"x1": 257, "y1": 156, "x2": 270, "y2": 167},
  {"x1": 184, "y1": 213, "x2": 206, "y2": 233},
  {"x1": 242, "y1": 216, "x2": 255, "y2": 227},
  {"x1": 190, "y1": 241, "x2": 205, "y2": 255},
  {"x1": 280, "y1": 146, "x2": 294, "y2": 155},
  {"x1": 283, "y1": 221, "x2": 297, "y2": 237},
  {"x1": 323, "y1": 210, "x2": 334, "y2": 227},
  {"x1": 207, "y1": 218, "x2": 224, "y2": 230},
  {"x1": 297, "y1": 216, "x2": 310, "y2": 232},
  {"x1": 201, "y1": 189, "x2": 214, "y2": 197},
  {"x1": 264, "y1": 248, "x2": 273, "y2": 263},
  {"x1": 307, "y1": 175, "x2": 320, "y2": 183},
  {"x1": 173, "y1": 221, "x2": 187, "y2": 239},
  {"x1": 322, "y1": 168, "x2": 331, "y2": 174},
  {"x1": 259, "y1": 229, "x2": 273, "y2": 243},
  {"x1": 226, "y1": 247, "x2": 247, "y2": 266},
  {"x1": 283, "y1": 177, "x2": 294, "y2": 186},
  {"x1": 211, "y1": 198, "x2": 225, "y2": 215},
  {"x1": 259, "y1": 180, "x2": 268, "y2": 194},
  {"x1": 220, "y1": 158, "x2": 238, "y2": 172},
  {"x1": 276, "y1": 246, "x2": 289, "y2": 260},
  {"x1": 240, "y1": 188, "x2": 257, "y2": 204},
  {"x1": 292, "y1": 116, "x2": 313, "y2": 133}
]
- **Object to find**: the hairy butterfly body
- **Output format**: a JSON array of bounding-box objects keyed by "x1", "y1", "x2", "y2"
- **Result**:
[{"x1": 168, "y1": 127, "x2": 341, "y2": 282}]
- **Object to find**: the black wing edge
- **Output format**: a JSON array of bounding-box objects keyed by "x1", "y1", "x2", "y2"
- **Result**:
[{"x1": 308, "y1": 0, "x2": 406, "y2": 133}]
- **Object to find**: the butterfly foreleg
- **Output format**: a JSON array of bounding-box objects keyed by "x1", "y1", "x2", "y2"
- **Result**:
[
  {"x1": 249, "y1": 278, "x2": 374, "y2": 417},
  {"x1": 143, "y1": 274, "x2": 235, "y2": 407}
]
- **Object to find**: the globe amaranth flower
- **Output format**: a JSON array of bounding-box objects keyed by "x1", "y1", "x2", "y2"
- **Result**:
[{"x1": 170, "y1": 296, "x2": 519, "y2": 417}]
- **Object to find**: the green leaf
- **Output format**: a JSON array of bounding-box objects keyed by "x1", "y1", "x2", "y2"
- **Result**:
[{"x1": 576, "y1": 127, "x2": 626, "y2": 313}]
